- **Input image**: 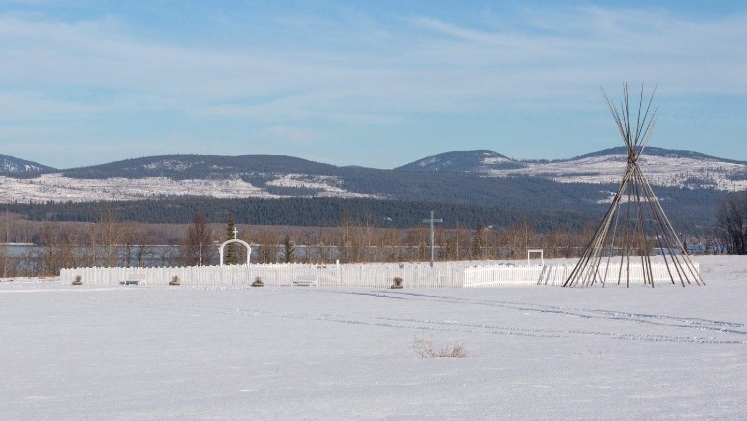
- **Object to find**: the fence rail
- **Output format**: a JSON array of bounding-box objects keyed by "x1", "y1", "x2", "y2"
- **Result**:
[{"x1": 59, "y1": 261, "x2": 699, "y2": 288}]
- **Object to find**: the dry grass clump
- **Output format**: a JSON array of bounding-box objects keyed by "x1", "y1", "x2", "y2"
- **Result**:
[{"x1": 412, "y1": 336, "x2": 468, "y2": 358}]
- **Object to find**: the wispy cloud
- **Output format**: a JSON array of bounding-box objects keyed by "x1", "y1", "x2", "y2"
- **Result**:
[
  {"x1": 4, "y1": 7, "x2": 746, "y2": 111},
  {"x1": 409, "y1": 6, "x2": 747, "y2": 95},
  {"x1": 1, "y1": 4, "x2": 746, "y2": 167}
]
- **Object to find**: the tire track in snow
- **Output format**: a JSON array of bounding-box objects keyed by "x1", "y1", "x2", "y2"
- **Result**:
[
  {"x1": 232, "y1": 307, "x2": 742, "y2": 344},
  {"x1": 67, "y1": 287, "x2": 745, "y2": 345},
  {"x1": 343, "y1": 290, "x2": 747, "y2": 336},
  {"x1": 313, "y1": 290, "x2": 745, "y2": 344}
]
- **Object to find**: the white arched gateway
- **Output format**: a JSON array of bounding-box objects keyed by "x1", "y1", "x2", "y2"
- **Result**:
[{"x1": 218, "y1": 239, "x2": 252, "y2": 266}]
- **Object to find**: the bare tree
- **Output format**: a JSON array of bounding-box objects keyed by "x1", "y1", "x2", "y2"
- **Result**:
[
  {"x1": 90, "y1": 209, "x2": 124, "y2": 267},
  {"x1": 380, "y1": 228, "x2": 403, "y2": 262},
  {"x1": 120, "y1": 222, "x2": 139, "y2": 268},
  {"x1": 470, "y1": 224, "x2": 485, "y2": 260},
  {"x1": 38, "y1": 224, "x2": 82, "y2": 276},
  {"x1": 134, "y1": 227, "x2": 157, "y2": 267},
  {"x1": 256, "y1": 230, "x2": 280, "y2": 263},
  {"x1": 182, "y1": 212, "x2": 213, "y2": 266},
  {"x1": 314, "y1": 229, "x2": 336, "y2": 264},
  {"x1": 1, "y1": 210, "x2": 11, "y2": 278},
  {"x1": 715, "y1": 190, "x2": 747, "y2": 254},
  {"x1": 338, "y1": 220, "x2": 359, "y2": 263}
]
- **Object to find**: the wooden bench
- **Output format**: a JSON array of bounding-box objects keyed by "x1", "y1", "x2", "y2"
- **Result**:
[
  {"x1": 119, "y1": 276, "x2": 146, "y2": 286},
  {"x1": 292, "y1": 275, "x2": 318, "y2": 287}
]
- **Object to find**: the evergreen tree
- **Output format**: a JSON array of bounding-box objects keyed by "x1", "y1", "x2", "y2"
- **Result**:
[
  {"x1": 471, "y1": 224, "x2": 485, "y2": 260},
  {"x1": 224, "y1": 213, "x2": 238, "y2": 264},
  {"x1": 281, "y1": 235, "x2": 296, "y2": 263}
]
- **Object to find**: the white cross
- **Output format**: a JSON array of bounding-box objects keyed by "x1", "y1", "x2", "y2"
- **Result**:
[{"x1": 422, "y1": 210, "x2": 443, "y2": 267}]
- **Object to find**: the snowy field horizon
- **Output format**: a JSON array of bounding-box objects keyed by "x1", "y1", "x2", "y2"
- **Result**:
[{"x1": 2, "y1": 255, "x2": 745, "y2": 420}]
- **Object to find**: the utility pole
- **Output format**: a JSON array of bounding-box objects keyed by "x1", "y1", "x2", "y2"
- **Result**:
[
  {"x1": 2, "y1": 208, "x2": 8, "y2": 278},
  {"x1": 422, "y1": 210, "x2": 443, "y2": 267}
]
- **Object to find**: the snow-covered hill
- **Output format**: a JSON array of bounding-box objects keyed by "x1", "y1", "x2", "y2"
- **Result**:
[
  {"x1": 0, "y1": 154, "x2": 55, "y2": 175},
  {"x1": 489, "y1": 149, "x2": 747, "y2": 191},
  {"x1": 396, "y1": 150, "x2": 525, "y2": 172},
  {"x1": 399, "y1": 148, "x2": 747, "y2": 192}
]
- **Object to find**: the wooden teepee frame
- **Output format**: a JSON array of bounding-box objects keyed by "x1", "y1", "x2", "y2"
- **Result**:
[{"x1": 564, "y1": 84, "x2": 704, "y2": 288}]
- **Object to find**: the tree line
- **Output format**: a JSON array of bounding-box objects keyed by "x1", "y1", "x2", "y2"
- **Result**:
[
  {"x1": 1, "y1": 186, "x2": 735, "y2": 279},
  {"x1": 715, "y1": 189, "x2": 747, "y2": 254},
  {"x1": 0, "y1": 209, "x2": 593, "y2": 277},
  {"x1": 3, "y1": 189, "x2": 723, "y2": 235},
  {"x1": 4, "y1": 197, "x2": 602, "y2": 232},
  {"x1": 1, "y1": 210, "x2": 726, "y2": 279}
]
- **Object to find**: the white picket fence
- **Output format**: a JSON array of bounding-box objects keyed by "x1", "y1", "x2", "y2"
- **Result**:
[
  {"x1": 463, "y1": 262, "x2": 701, "y2": 287},
  {"x1": 568, "y1": 261, "x2": 701, "y2": 286},
  {"x1": 61, "y1": 262, "x2": 472, "y2": 288},
  {"x1": 59, "y1": 261, "x2": 699, "y2": 288},
  {"x1": 463, "y1": 265, "x2": 569, "y2": 287}
]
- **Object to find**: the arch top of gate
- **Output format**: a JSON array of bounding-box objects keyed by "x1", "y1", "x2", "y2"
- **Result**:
[
  {"x1": 219, "y1": 239, "x2": 252, "y2": 266},
  {"x1": 220, "y1": 238, "x2": 251, "y2": 249}
]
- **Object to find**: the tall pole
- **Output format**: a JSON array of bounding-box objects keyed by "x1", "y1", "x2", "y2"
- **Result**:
[
  {"x1": 422, "y1": 210, "x2": 443, "y2": 267},
  {"x1": 2, "y1": 208, "x2": 8, "y2": 278}
]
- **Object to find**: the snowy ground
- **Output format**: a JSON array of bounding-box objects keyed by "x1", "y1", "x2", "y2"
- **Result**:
[{"x1": 1, "y1": 256, "x2": 745, "y2": 420}]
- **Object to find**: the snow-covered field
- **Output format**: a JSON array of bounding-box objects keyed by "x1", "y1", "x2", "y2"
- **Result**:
[{"x1": 1, "y1": 256, "x2": 745, "y2": 420}]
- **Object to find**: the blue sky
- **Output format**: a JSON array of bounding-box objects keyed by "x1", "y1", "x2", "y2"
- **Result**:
[{"x1": 1, "y1": 1, "x2": 746, "y2": 169}]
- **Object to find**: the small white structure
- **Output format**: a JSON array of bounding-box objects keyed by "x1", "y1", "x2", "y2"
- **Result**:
[
  {"x1": 218, "y1": 239, "x2": 252, "y2": 266},
  {"x1": 527, "y1": 249, "x2": 544, "y2": 267}
]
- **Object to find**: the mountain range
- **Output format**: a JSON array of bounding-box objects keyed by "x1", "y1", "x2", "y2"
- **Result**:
[{"x1": 0, "y1": 148, "x2": 742, "y2": 230}]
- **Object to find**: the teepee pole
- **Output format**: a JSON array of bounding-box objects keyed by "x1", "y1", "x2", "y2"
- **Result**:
[{"x1": 565, "y1": 83, "x2": 703, "y2": 288}]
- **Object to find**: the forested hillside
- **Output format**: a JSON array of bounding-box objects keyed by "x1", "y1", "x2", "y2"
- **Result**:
[
  {"x1": 0, "y1": 149, "x2": 735, "y2": 233},
  {"x1": 3, "y1": 192, "x2": 717, "y2": 235}
]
